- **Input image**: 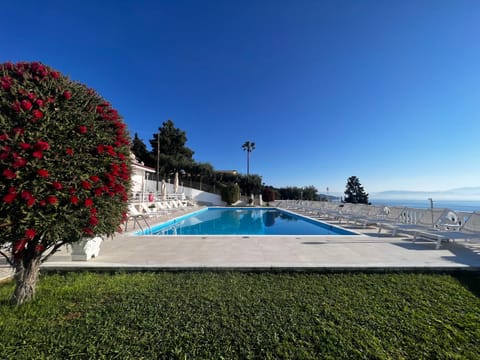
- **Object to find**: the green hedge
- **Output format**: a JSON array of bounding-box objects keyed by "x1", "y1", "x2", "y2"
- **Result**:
[
  {"x1": 220, "y1": 183, "x2": 240, "y2": 205},
  {"x1": 0, "y1": 272, "x2": 479, "y2": 359}
]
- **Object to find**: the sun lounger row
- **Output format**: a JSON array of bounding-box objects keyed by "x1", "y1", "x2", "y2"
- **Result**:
[
  {"x1": 128, "y1": 199, "x2": 196, "y2": 218},
  {"x1": 274, "y1": 200, "x2": 480, "y2": 249},
  {"x1": 130, "y1": 191, "x2": 193, "y2": 203}
]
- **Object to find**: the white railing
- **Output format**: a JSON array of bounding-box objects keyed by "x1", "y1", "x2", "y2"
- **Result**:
[{"x1": 130, "y1": 191, "x2": 188, "y2": 203}]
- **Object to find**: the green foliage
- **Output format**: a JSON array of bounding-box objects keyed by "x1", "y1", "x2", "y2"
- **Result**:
[
  {"x1": 237, "y1": 174, "x2": 262, "y2": 195},
  {"x1": 262, "y1": 186, "x2": 276, "y2": 203},
  {"x1": 277, "y1": 186, "x2": 320, "y2": 200},
  {"x1": 0, "y1": 272, "x2": 479, "y2": 358},
  {"x1": 131, "y1": 132, "x2": 151, "y2": 165},
  {"x1": 241, "y1": 141, "x2": 255, "y2": 153},
  {"x1": 189, "y1": 162, "x2": 214, "y2": 177},
  {"x1": 344, "y1": 176, "x2": 369, "y2": 204},
  {"x1": 139, "y1": 126, "x2": 262, "y2": 195},
  {"x1": 301, "y1": 185, "x2": 319, "y2": 201},
  {"x1": 0, "y1": 61, "x2": 131, "y2": 261},
  {"x1": 149, "y1": 120, "x2": 194, "y2": 174},
  {"x1": 220, "y1": 183, "x2": 240, "y2": 205}
]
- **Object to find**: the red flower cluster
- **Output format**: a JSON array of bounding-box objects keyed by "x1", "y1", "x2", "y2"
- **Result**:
[
  {"x1": 25, "y1": 228, "x2": 36, "y2": 239},
  {"x1": 37, "y1": 169, "x2": 49, "y2": 178},
  {"x1": 12, "y1": 228, "x2": 38, "y2": 258},
  {"x1": 1, "y1": 75, "x2": 13, "y2": 90},
  {"x1": 21, "y1": 100, "x2": 32, "y2": 111},
  {"x1": 21, "y1": 190, "x2": 35, "y2": 207},
  {"x1": 32, "y1": 109, "x2": 43, "y2": 120},
  {"x1": 51, "y1": 182, "x2": 63, "y2": 190},
  {"x1": 3, "y1": 187, "x2": 17, "y2": 203},
  {"x1": 46, "y1": 195, "x2": 57, "y2": 205},
  {"x1": 3, "y1": 168, "x2": 16, "y2": 179}
]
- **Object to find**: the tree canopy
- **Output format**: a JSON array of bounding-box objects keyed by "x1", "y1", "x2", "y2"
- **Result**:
[
  {"x1": 148, "y1": 119, "x2": 194, "y2": 172},
  {"x1": 0, "y1": 61, "x2": 131, "y2": 304},
  {"x1": 131, "y1": 132, "x2": 150, "y2": 165},
  {"x1": 276, "y1": 186, "x2": 320, "y2": 201},
  {"x1": 344, "y1": 176, "x2": 369, "y2": 204}
]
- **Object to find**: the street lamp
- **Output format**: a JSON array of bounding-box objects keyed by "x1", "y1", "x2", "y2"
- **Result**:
[
  {"x1": 156, "y1": 130, "x2": 160, "y2": 192},
  {"x1": 428, "y1": 198, "x2": 434, "y2": 226}
]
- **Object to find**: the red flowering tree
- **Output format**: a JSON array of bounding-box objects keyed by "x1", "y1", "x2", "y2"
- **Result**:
[{"x1": 0, "y1": 62, "x2": 131, "y2": 305}]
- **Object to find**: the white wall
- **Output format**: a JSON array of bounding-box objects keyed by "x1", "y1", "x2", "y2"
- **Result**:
[{"x1": 131, "y1": 173, "x2": 144, "y2": 192}]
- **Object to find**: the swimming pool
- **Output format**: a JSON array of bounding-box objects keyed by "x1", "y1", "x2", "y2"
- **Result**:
[{"x1": 137, "y1": 207, "x2": 357, "y2": 236}]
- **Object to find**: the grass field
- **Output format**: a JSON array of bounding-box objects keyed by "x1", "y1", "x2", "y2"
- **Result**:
[{"x1": 1, "y1": 272, "x2": 479, "y2": 359}]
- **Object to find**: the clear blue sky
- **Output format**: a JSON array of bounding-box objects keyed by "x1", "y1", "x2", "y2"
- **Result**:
[{"x1": 2, "y1": 0, "x2": 479, "y2": 195}]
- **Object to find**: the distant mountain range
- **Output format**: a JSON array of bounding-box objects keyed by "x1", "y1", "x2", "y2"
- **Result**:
[{"x1": 370, "y1": 187, "x2": 480, "y2": 200}]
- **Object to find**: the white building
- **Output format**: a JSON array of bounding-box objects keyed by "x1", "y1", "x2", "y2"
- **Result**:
[
  {"x1": 130, "y1": 155, "x2": 156, "y2": 200},
  {"x1": 129, "y1": 154, "x2": 223, "y2": 205}
]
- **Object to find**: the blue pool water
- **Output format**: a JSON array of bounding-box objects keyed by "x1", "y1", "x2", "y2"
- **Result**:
[{"x1": 138, "y1": 207, "x2": 356, "y2": 236}]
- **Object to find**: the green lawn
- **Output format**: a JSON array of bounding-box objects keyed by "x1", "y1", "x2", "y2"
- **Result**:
[{"x1": 1, "y1": 272, "x2": 479, "y2": 359}]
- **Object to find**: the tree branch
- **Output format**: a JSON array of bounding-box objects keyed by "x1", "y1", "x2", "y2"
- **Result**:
[
  {"x1": 40, "y1": 241, "x2": 67, "y2": 264},
  {"x1": 0, "y1": 249, "x2": 14, "y2": 267}
]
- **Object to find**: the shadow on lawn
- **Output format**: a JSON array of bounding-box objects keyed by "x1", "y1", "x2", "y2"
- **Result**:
[{"x1": 452, "y1": 271, "x2": 480, "y2": 298}]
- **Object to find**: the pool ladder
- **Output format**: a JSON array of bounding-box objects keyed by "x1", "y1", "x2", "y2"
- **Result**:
[{"x1": 125, "y1": 214, "x2": 152, "y2": 234}]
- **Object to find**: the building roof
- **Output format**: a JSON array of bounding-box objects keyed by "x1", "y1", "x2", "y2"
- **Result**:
[{"x1": 132, "y1": 162, "x2": 156, "y2": 173}]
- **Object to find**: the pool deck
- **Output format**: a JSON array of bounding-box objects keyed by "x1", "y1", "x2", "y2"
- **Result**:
[{"x1": 1, "y1": 207, "x2": 480, "y2": 281}]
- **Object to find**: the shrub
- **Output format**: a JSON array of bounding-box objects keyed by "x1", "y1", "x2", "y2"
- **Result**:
[
  {"x1": 220, "y1": 183, "x2": 240, "y2": 205},
  {"x1": 0, "y1": 62, "x2": 131, "y2": 304},
  {"x1": 262, "y1": 186, "x2": 276, "y2": 204}
]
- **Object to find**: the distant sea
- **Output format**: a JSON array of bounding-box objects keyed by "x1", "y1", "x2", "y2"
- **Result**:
[{"x1": 369, "y1": 199, "x2": 480, "y2": 212}]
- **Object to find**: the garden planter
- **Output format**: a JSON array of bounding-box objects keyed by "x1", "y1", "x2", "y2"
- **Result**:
[{"x1": 71, "y1": 236, "x2": 103, "y2": 261}]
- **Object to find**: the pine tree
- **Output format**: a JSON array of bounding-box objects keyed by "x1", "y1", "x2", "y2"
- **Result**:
[
  {"x1": 149, "y1": 120, "x2": 194, "y2": 176},
  {"x1": 344, "y1": 176, "x2": 369, "y2": 204},
  {"x1": 131, "y1": 133, "x2": 151, "y2": 166}
]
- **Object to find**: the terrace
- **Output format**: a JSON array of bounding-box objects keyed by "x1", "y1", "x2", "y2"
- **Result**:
[{"x1": 2, "y1": 200, "x2": 480, "y2": 282}]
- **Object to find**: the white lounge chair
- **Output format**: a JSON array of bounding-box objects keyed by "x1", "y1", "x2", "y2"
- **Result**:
[
  {"x1": 140, "y1": 203, "x2": 167, "y2": 217},
  {"x1": 413, "y1": 211, "x2": 479, "y2": 249},
  {"x1": 128, "y1": 204, "x2": 144, "y2": 216},
  {"x1": 125, "y1": 204, "x2": 151, "y2": 231},
  {"x1": 339, "y1": 204, "x2": 378, "y2": 224},
  {"x1": 320, "y1": 203, "x2": 356, "y2": 221},
  {"x1": 352, "y1": 205, "x2": 390, "y2": 228},
  {"x1": 156, "y1": 201, "x2": 178, "y2": 212},
  {"x1": 385, "y1": 208, "x2": 451, "y2": 237},
  {"x1": 371, "y1": 206, "x2": 407, "y2": 232}
]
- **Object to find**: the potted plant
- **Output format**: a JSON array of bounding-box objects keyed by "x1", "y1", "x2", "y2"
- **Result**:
[{"x1": 71, "y1": 236, "x2": 103, "y2": 261}]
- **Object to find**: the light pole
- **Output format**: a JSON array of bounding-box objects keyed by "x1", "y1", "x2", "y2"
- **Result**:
[
  {"x1": 242, "y1": 141, "x2": 255, "y2": 176},
  {"x1": 428, "y1": 198, "x2": 434, "y2": 227},
  {"x1": 156, "y1": 130, "x2": 160, "y2": 192}
]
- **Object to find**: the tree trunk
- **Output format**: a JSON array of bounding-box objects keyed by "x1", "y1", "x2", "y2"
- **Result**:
[{"x1": 12, "y1": 256, "x2": 41, "y2": 305}]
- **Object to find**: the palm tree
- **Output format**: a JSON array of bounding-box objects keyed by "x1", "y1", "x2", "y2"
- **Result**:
[{"x1": 242, "y1": 141, "x2": 255, "y2": 176}]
